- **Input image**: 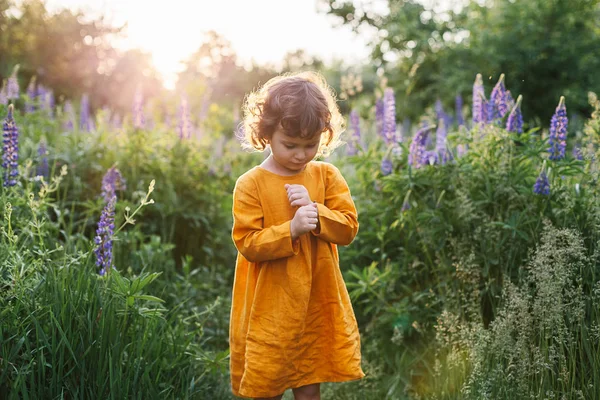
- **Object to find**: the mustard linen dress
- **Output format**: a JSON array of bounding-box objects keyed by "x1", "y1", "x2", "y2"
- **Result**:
[{"x1": 229, "y1": 161, "x2": 365, "y2": 398}]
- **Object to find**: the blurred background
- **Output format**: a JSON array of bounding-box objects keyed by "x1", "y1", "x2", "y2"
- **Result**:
[
  {"x1": 2, "y1": 0, "x2": 599, "y2": 127},
  {"x1": 3, "y1": 1, "x2": 600, "y2": 399}
]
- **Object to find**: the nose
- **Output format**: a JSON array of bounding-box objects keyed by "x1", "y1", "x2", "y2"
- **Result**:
[{"x1": 295, "y1": 150, "x2": 307, "y2": 162}]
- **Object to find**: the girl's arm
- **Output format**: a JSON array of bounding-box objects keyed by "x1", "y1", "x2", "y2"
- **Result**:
[
  {"x1": 311, "y1": 164, "x2": 359, "y2": 245},
  {"x1": 232, "y1": 177, "x2": 300, "y2": 263}
]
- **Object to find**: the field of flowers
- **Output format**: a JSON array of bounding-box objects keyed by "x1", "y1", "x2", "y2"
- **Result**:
[{"x1": 1, "y1": 68, "x2": 600, "y2": 399}]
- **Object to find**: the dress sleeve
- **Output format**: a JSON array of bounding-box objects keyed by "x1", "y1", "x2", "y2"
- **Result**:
[
  {"x1": 311, "y1": 164, "x2": 359, "y2": 245},
  {"x1": 232, "y1": 176, "x2": 300, "y2": 263}
]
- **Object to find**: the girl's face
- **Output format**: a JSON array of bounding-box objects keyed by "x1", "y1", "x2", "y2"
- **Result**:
[{"x1": 268, "y1": 128, "x2": 322, "y2": 174}]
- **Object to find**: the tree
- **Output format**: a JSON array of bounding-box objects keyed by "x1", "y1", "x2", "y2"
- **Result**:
[
  {"x1": 322, "y1": 0, "x2": 600, "y2": 125},
  {"x1": 0, "y1": 0, "x2": 166, "y2": 116}
]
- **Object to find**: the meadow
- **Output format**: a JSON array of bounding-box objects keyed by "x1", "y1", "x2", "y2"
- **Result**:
[{"x1": 1, "y1": 70, "x2": 600, "y2": 399}]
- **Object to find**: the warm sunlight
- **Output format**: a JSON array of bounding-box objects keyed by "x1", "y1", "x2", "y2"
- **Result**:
[{"x1": 45, "y1": 0, "x2": 371, "y2": 89}]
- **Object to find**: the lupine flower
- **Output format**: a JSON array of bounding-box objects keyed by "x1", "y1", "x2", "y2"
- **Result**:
[
  {"x1": 506, "y1": 94, "x2": 524, "y2": 134},
  {"x1": 63, "y1": 100, "x2": 75, "y2": 131},
  {"x1": 94, "y1": 195, "x2": 116, "y2": 276},
  {"x1": 505, "y1": 90, "x2": 515, "y2": 111},
  {"x1": 375, "y1": 98, "x2": 384, "y2": 138},
  {"x1": 6, "y1": 65, "x2": 20, "y2": 100},
  {"x1": 401, "y1": 200, "x2": 411, "y2": 212},
  {"x1": 548, "y1": 96, "x2": 568, "y2": 161},
  {"x1": 347, "y1": 109, "x2": 361, "y2": 155},
  {"x1": 425, "y1": 150, "x2": 438, "y2": 165},
  {"x1": 435, "y1": 99, "x2": 452, "y2": 130},
  {"x1": 408, "y1": 125, "x2": 433, "y2": 168},
  {"x1": 36, "y1": 140, "x2": 49, "y2": 179},
  {"x1": 101, "y1": 166, "x2": 126, "y2": 202},
  {"x1": 382, "y1": 88, "x2": 396, "y2": 145},
  {"x1": 36, "y1": 84, "x2": 45, "y2": 101},
  {"x1": 0, "y1": 82, "x2": 7, "y2": 105},
  {"x1": 422, "y1": 120, "x2": 434, "y2": 148},
  {"x1": 455, "y1": 94, "x2": 464, "y2": 127},
  {"x1": 456, "y1": 144, "x2": 468, "y2": 158},
  {"x1": 435, "y1": 119, "x2": 449, "y2": 165},
  {"x1": 79, "y1": 94, "x2": 91, "y2": 132},
  {"x1": 2, "y1": 104, "x2": 19, "y2": 187},
  {"x1": 488, "y1": 73, "x2": 508, "y2": 121},
  {"x1": 132, "y1": 84, "x2": 145, "y2": 129},
  {"x1": 572, "y1": 145, "x2": 583, "y2": 160},
  {"x1": 472, "y1": 74, "x2": 487, "y2": 125},
  {"x1": 41, "y1": 88, "x2": 54, "y2": 118},
  {"x1": 533, "y1": 169, "x2": 550, "y2": 195},
  {"x1": 178, "y1": 95, "x2": 193, "y2": 139},
  {"x1": 380, "y1": 157, "x2": 393, "y2": 176},
  {"x1": 25, "y1": 77, "x2": 36, "y2": 113}
]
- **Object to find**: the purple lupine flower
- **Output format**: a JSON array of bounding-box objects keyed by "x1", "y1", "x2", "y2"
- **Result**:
[
  {"x1": 435, "y1": 119, "x2": 449, "y2": 165},
  {"x1": 424, "y1": 150, "x2": 438, "y2": 165},
  {"x1": 132, "y1": 85, "x2": 145, "y2": 129},
  {"x1": 35, "y1": 83, "x2": 46, "y2": 110},
  {"x1": 25, "y1": 77, "x2": 36, "y2": 113},
  {"x1": 178, "y1": 95, "x2": 193, "y2": 139},
  {"x1": 488, "y1": 74, "x2": 508, "y2": 121},
  {"x1": 41, "y1": 89, "x2": 54, "y2": 118},
  {"x1": 380, "y1": 157, "x2": 393, "y2": 176},
  {"x1": 455, "y1": 94, "x2": 464, "y2": 127},
  {"x1": 533, "y1": 170, "x2": 550, "y2": 195},
  {"x1": 101, "y1": 166, "x2": 126, "y2": 202},
  {"x1": 0, "y1": 83, "x2": 7, "y2": 105},
  {"x1": 36, "y1": 139, "x2": 49, "y2": 179},
  {"x1": 2, "y1": 104, "x2": 19, "y2": 187},
  {"x1": 572, "y1": 145, "x2": 583, "y2": 160},
  {"x1": 506, "y1": 94, "x2": 523, "y2": 134},
  {"x1": 408, "y1": 125, "x2": 433, "y2": 168},
  {"x1": 347, "y1": 109, "x2": 361, "y2": 155},
  {"x1": 94, "y1": 195, "x2": 116, "y2": 276},
  {"x1": 456, "y1": 144, "x2": 468, "y2": 158},
  {"x1": 6, "y1": 65, "x2": 20, "y2": 100},
  {"x1": 382, "y1": 88, "x2": 396, "y2": 145},
  {"x1": 435, "y1": 99, "x2": 452, "y2": 130},
  {"x1": 505, "y1": 90, "x2": 515, "y2": 112},
  {"x1": 401, "y1": 200, "x2": 411, "y2": 212},
  {"x1": 63, "y1": 100, "x2": 75, "y2": 131},
  {"x1": 375, "y1": 98, "x2": 384, "y2": 139},
  {"x1": 548, "y1": 96, "x2": 568, "y2": 161},
  {"x1": 472, "y1": 74, "x2": 487, "y2": 125},
  {"x1": 80, "y1": 94, "x2": 91, "y2": 132}
]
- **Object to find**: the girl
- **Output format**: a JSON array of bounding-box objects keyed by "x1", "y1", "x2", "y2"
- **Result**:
[{"x1": 230, "y1": 71, "x2": 364, "y2": 400}]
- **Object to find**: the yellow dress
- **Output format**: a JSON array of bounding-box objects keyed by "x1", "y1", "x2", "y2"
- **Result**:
[{"x1": 229, "y1": 161, "x2": 365, "y2": 398}]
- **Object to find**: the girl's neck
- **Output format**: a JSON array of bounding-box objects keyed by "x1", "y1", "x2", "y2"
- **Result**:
[{"x1": 260, "y1": 155, "x2": 308, "y2": 176}]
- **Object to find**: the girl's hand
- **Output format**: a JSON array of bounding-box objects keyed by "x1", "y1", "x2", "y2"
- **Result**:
[
  {"x1": 285, "y1": 184, "x2": 312, "y2": 207},
  {"x1": 290, "y1": 203, "x2": 319, "y2": 240}
]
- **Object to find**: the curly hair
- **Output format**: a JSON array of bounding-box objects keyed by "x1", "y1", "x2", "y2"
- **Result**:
[{"x1": 238, "y1": 71, "x2": 345, "y2": 158}]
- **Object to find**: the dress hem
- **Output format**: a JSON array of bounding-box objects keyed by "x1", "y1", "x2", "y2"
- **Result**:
[{"x1": 231, "y1": 372, "x2": 366, "y2": 398}]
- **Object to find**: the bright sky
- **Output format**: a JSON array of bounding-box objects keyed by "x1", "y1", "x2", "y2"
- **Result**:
[{"x1": 45, "y1": 0, "x2": 375, "y2": 89}]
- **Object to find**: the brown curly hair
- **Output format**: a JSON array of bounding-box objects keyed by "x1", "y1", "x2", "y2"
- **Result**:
[{"x1": 238, "y1": 71, "x2": 345, "y2": 158}]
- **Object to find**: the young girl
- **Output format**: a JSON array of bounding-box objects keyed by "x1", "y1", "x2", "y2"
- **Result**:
[{"x1": 230, "y1": 71, "x2": 364, "y2": 400}]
